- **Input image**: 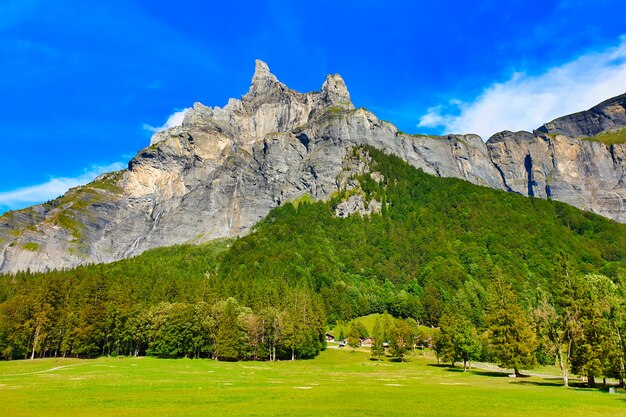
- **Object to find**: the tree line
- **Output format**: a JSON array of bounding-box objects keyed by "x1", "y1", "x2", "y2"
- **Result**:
[
  {"x1": 433, "y1": 263, "x2": 626, "y2": 387},
  {"x1": 0, "y1": 277, "x2": 325, "y2": 361},
  {"x1": 1, "y1": 146, "x2": 625, "y2": 377}
]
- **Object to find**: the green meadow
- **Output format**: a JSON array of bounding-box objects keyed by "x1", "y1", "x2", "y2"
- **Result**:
[{"x1": 1, "y1": 348, "x2": 624, "y2": 417}]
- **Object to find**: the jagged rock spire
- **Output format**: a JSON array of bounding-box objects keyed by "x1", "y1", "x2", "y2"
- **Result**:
[
  {"x1": 321, "y1": 73, "x2": 354, "y2": 109},
  {"x1": 249, "y1": 59, "x2": 280, "y2": 95}
]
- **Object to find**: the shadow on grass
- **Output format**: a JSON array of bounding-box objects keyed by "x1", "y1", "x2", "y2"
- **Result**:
[
  {"x1": 427, "y1": 363, "x2": 510, "y2": 378},
  {"x1": 466, "y1": 370, "x2": 511, "y2": 378},
  {"x1": 426, "y1": 363, "x2": 449, "y2": 369},
  {"x1": 388, "y1": 358, "x2": 410, "y2": 363},
  {"x1": 514, "y1": 380, "x2": 563, "y2": 388}
]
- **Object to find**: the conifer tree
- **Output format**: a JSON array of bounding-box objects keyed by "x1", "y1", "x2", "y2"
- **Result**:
[
  {"x1": 347, "y1": 322, "x2": 361, "y2": 348},
  {"x1": 215, "y1": 298, "x2": 245, "y2": 361},
  {"x1": 371, "y1": 317, "x2": 384, "y2": 360},
  {"x1": 486, "y1": 272, "x2": 537, "y2": 377}
]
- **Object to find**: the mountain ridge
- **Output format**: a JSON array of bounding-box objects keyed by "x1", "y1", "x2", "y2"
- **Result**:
[{"x1": 1, "y1": 61, "x2": 625, "y2": 273}]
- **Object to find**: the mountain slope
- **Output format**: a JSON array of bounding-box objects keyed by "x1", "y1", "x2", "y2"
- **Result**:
[
  {"x1": 1, "y1": 146, "x2": 624, "y2": 360},
  {"x1": 1, "y1": 61, "x2": 625, "y2": 273}
]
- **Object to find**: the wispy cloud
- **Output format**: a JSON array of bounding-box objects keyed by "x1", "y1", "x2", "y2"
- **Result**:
[
  {"x1": 142, "y1": 108, "x2": 190, "y2": 133},
  {"x1": 0, "y1": 162, "x2": 125, "y2": 213},
  {"x1": 418, "y1": 36, "x2": 626, "y2": 140}
]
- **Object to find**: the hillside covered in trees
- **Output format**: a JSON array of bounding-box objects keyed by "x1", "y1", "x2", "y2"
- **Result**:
[{"x1": 1, "y1": 146, "x2": 625, "y2": 384}]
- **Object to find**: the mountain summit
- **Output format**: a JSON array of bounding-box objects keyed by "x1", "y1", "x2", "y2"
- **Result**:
[{"x1": 1, "y1": 61, "x2": 625, "y2": 273}]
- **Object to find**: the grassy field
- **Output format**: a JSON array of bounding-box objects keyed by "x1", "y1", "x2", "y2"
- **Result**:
[
  {"x1": 329, "y1": 314, "x2": 434, "y2": 346},
  {"x1": 329, "y1": 313, "x2": 385, "y2": 338},
  {"x1": 1, "y1": 348, "x2": 624, "y2": 417}
]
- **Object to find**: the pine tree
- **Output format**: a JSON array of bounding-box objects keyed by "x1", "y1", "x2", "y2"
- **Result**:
[
  {"x1": 215, "y1": 298, "x2": 244, "y2": 361},
  {"x1": 486, "y1": 272, "x2": 537, "y2": 377},
  {"x1": 347, "y1": 322, "x2": 361, "y2": 348},
  {"x1": 371, "y1": 317, "x2": 384, "y2": 360}
]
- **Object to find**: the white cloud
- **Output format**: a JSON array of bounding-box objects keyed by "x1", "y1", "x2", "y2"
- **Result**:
[
  {"x1": 418, "y1": 36, "x2": 626, "y2": 140},
  {"x1": 142, "y1": 108, "x2": 190, "y2": 133},
  {"x1": 0, "y1": 162, "x2": 125, "y2": 212}
]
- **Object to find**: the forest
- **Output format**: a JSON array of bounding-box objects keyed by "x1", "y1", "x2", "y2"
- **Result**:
[{"x1": 1, "y1": 146, "x2": 625, "y2": 386}]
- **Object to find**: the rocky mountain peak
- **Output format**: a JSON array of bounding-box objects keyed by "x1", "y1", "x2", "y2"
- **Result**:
[
  {"x1": 321, "y1": 73, "x2": 354, "y2": 109},
  {"x1": 182, "y1": 102, "x2": 213, "y2": 127},
  {"x1": 2, "y1": 61, "x2": 625, "y2": 274},
  {"x1": 248, "y1": 59, "x2": 281, "y2": 96},
  {"x1": 537, "y1": 92, "x2": 626, "y2": 138}
]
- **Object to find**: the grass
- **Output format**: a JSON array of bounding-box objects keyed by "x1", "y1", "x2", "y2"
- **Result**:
[
  {"x1": 329, "y1": 314, "x2": 434, "y2": 341},
  {"x1": 321, "y1": 106, "x2": 350, "y2": 121},
  {"x1": 19, "y1": 242, "x2": 40, "y2": 252},
  {"x1": 582, "y1": 128, "x2": 626, "y2": 145},
  {"x1": 53, "y1": 213, "x2": 85, "y2": 240},
  {"x1": 398, "y1": 132, "x2": 439, "y2": 138},
  {"x1": 1, "y1": 348, "x2": 624, "y2": 417},
  {"x1": 290, "y1": 193, "x2": 314, "y2": 209},
  {"x1": 330, "y1": 313, "x2": 384, "y2": 337}
]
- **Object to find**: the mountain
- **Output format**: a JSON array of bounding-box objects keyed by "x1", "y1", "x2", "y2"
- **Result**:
[
  {"x1": 536, "y1": 92, "x2": 626, "y2": 138},
  {"x1": 2, "y1": 145, "x2": 624, "y2": 359},
  {"x1": 1, "y1": 60, "x2": 625, "y2": 273}
]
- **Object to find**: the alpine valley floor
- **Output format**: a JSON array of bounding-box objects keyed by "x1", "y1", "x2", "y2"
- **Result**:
[{"x1": 1, "y1": 347, "x2": 624, "y2": 417}]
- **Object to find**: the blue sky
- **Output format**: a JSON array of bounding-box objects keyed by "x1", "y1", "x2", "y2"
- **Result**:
[{"x1": 1, "y1": 0, "x2": 626, "y2": 213}]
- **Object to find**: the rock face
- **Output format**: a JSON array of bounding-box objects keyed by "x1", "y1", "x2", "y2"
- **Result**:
[
  {"x1": 536, "y1": 93, "x2": 626, "y2": 138},
  {"x1": 1, "y1": 61, "x2": 625, "y2": 273}
]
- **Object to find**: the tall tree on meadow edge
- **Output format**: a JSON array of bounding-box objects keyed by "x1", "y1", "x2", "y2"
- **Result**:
[
  {"x1": 371, "y1": 317, "x2": 384, "y2": 360},
  {"x1": 485, "y1": 270, "x2": 537, "y2": 377},
  {"x1": 604, "y1": 281, "x2": 626, "y2": 388},
  {"x1": 348, "y1": 320, "x2": 369, "y2": 348},
  {"x1": 436, "y1": 307, "x2": 481, "y2": 371},
  {"x1": 533, "y1": 291, "x2": 573, "y2": 387},
  {"x1": 147, "y1": 302, "x2": 197, "y2": 358},
  {"x1": 260, "y1": 307, "x2": 283, "y2": 362},
  {"x1": 389, "y1": 318, "x2": 413, "y2": 362},
  {"x1": 244, "y1": 312, "x2": 264, "y2": 361},
  {"x1": 381, "y1": 311, "x2": 392, "y2": 344},
  {"x1": 347, "y1": 321, "x2": 362, "y2": 348},
  {"x1": 0, "y1": 295, "x2": 32, "y2": 359},
  {"x1": 569, "y1": 274, "x2": 622, "y2": 387},
  {"x1": 215, "y1": 298, "x2": 247, "y2": 361},
  {"x1": 533, "y1": 254, "x2": 580, "y2": 387}
]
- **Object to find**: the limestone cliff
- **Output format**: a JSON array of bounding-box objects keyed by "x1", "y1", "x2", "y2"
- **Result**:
[
  {"x1": 1, "y1": 61, "x2": 625, "y2": 273},
  {"x1": 536, "y1": 93, "x2": 626, "y2": 138}
]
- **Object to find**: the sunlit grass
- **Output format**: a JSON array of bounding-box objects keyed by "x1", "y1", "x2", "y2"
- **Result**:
[
  {"x1": 1, "y1": 348, "x2": 624, "y2": 417},
  {"x1": 583, "y1": 128, "x2": 626, "y2": 145}
]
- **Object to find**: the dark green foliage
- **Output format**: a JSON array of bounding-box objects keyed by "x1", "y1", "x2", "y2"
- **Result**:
[
  {"x1": 346, "y1": 326, "x2": 360, "y2": 348},
  {"x1": 214, "y1": 298, "x2": 247, "y2": 361},
  {"x1": 389, "y1": 318, "x2": 414, "y2": 361},
  {"x1": 370, "y1": 317, "x2": 384, "y2": 360},
  {"x1": 1, "y1": 146, "x2": 625, "y2": 367},
  {"x1": 436, "y1": 307, "x2": 481, "y2": 371},
  {"x1": 0, "y1": 240, "x2": 326, "y2": 361},
  {"x1": 566, "y1": 274, "x2": 623, "y2": 386},
  {"x1": 218, "y1": 146, "x2": 626, "y2": 327},
  {"x1": 485, "y1": 272, "x2": 537, "y2": 376},
  {"x1": 148, "y1": 303, "x2": 198, "y2": 358}
]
